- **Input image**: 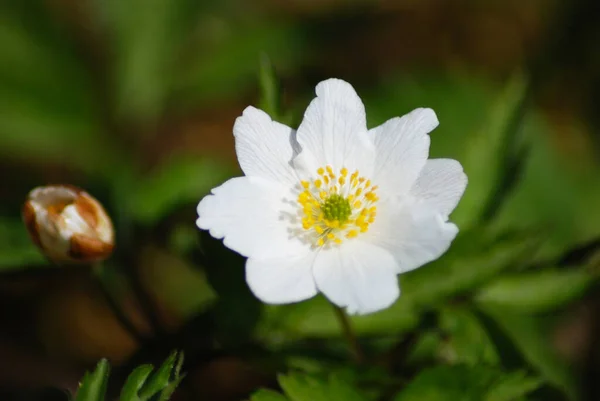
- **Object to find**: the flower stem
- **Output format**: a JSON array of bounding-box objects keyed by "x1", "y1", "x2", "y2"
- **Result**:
[
  {"x1": 92, "y1": 263, "x2": 147, "y2": 344},
  {"x1": 331, "y1": 303, "x2": 365, "y2": 364}
]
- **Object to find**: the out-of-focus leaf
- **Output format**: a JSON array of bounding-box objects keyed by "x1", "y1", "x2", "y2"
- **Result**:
[
  {"x1": 485, "y1": 370, "x2": 543, "y2": 401},
  {"x1": 199, "y1": 232, "x2": 261, "y2": 346},
  {"x1": 138, "y1": 351, "x2": 183, "y2": 399},
  {"x1": 0, "y1": 3, "x2": 118, "y2": 177},
  {"x1": 438, "y1": 307, "x2": 499, "y2": 366},
  {"x1": 250, "y1": 389, "x2": 289, "y2": 401},
  {"x1": 156, "y1": 375, "x2": 186, "y2": 401},
  {"x1": 0, "y1": 218, "x2": 48, "y2": 271},
  {"x1": 475, "y1": 269, "x2": 595, "y2": 313},
  {"x1": 400, "y1": 229, "x2": 540, "y2": 308},
  {"x1": 256, "y1": 294, "x2": 418, "y2": 343},
  {"x1": 364, "y1": 72, "x2": 493, "y2": 160},
  {"x1": 75, "y1": 359, "x2": 110, "y2": 401},
  {"x1": 393, "y1": 365, "x2": 540, "y2": 401},
  {"x1": 493, "y1": 112, "x2": 600, "y2": 261},
  {"x1": 454, "y1": 72, "x2": 529, "y2": 227},
  {"x1": 93, "y1": 0, "x2": 205, "y2": 124},
  {"x1": 131, "y1": 155, "x2": 235, "y2": 225},
  {"x1": 139, "y1": 246, "x2": 217, "y2": 320},
  {"x1": 405, "y1": 331, "x2": 443, "y2": 367},
  {"x1": 392, "y1": 365, "x2": 495, "y2": 401},
  {"x1": 480, "y1": 306, "x2": 578, "y2": 400},
  {"x1": 258, "y1": 53, "x2": 281, "y2": 120},
  {"x1": 119, "y1": 365, "x2": 154, "y2": 401},
  {"x1": 277, "y1": 372, "x2": 367, "y2": 401},
  {"x1": 175, "y1": 20, "x2": 307, "y2": 105}
]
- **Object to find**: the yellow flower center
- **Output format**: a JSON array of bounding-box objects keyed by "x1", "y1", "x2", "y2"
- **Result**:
[{"x1": 297, "y1": 166, "x2": 379, "y2": 247}]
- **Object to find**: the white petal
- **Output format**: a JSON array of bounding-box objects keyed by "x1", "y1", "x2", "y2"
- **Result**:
[
  {"x1": 293, "y1": 79, "x2": 375, "y2": 176},
  {"x1": 234, "y1": 106, "x2": 299, "y2": 186},
  {"x1": 196, "y1": 176, "x2": 305, "y2": 259},
  {"x1": 312, "y1": 241, "x2": 400, "y2": 315},
  {"x1": 367, "y1": 201, "x2": 458, "y2": 274},
  {"x1": 370, "y1": 108, "x2": 437, "y2": 196},
  {"x1": 410, "y1": 158, "x2": 468, "y2": 217},
  {"x1": 246, "y1": 251, "x2": 318, "y2": 304}
]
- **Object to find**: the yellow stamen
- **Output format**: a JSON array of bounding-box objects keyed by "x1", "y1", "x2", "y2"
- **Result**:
[{"x1": 296, "y1": 165, "x2": 379, "y2": 248}]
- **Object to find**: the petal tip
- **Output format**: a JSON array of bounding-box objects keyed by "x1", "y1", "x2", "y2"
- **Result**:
[
  {"x1": 413, "y1": 107, "x2": 439, "y2": 131},
  {"x1": 315, "y1": 78, "x2": 358, "y2": 99}
]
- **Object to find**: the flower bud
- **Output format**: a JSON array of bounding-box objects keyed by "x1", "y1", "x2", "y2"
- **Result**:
[{"x1": 22, "y1": 185, "x2": 115, "y2": 264}]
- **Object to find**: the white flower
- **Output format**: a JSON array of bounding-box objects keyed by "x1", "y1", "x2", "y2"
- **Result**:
[{"x1": 196, "y1": 79, "x2": 467, "y2": 315}]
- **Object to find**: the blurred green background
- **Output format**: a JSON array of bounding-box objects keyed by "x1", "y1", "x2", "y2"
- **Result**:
[{"x1": 1, "y1": 0, "x2": 600, "y2": 400}]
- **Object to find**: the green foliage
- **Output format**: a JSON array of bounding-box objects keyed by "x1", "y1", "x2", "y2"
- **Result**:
[
  {"x1": 479, "y1": 307, "x2": 578, "y2": 400},
  {"x1": 174, "y1": 19, "x2": 307, "y2": 106},
  {"x1": 131, "y1": 155, "x2": 236, "y2": 225},
  {"x1": 0, "y1": 218, "x2": 47, "y2": 271},
  {"x1": 75, "y1": 360, "x2": 111, "y2": 401},
  {"x1": 75, "y1": 352, "x2": 184, "y2": 401},
  {"x1": 0, "y1": 1, "x2": 119, "y2": 178},
  {"x1": 251, "y1": 389, "x2": 289, "y2": 401},
  {"x1": 249, "y1": 372, "x2": 368, "y2": 401},
  {"x1": 475, "y1": 269, "x2": 595, "y2": 313},
  {"x1": 456, "y1": 71, "x2": 529, "y2": 227},
  {"x1": 258, "y1": 53, "x2": 281, "y2": 121},
  {"x1": 438, "y1": 306, "x2": 499, "y2": 366},
  {"x1": 392, "y1": 366, "x2": 541, "y2": 401}
]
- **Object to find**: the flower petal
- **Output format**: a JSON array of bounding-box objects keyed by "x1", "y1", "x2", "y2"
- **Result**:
[
  {"x1": 370, "y1": 108, "x2": 437, "y2": 196},
  {"x1": 312, "y1": 241, "x2": 400, "y2": 315},
  {"x1": 246, "y1": 251, "x2": 318, "y2": 304},
  {"x1": 367, "y1": 201, "x2": 458, "y2": 274},
  {"x1": 410, "y1": 158, "x2": 468, "y2": 217},
  {"x1": 197, "y1": 176, "x2": 305, "y2": 259},
  {"x1": 293, "y1": 79, "x2": 375, "y2": 176},
  {"x1": 234, "y1": 106, "x2": 299, "y2": 186}
]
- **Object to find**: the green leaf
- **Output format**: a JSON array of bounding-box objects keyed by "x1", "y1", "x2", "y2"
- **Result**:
[
  {"x1": 0, "y1": 218, "x2": 48, "y2": 272},
  {"x1": 394, "y1": 365, "x2": 541, "y2": 401},
  {"x1": 156, "y1": 374, "x2": 186, "y2": 401},
  {"x1": 140, "y1": 246, "x2": 216, "y2": 321},
  {"x1": 0, "y1": 3, "x2": 117, "y2": 177},
  {"x1": 119, "y1": 365, "x2": 154, "y2": 401},
  {"x1": 72, "y1": 354, "x2": 183, "y2": 401},
  {"x1": 93, "y1": 0, "x2": 204, "y2": 124},
  {"x1": 454, "y1": 72, "x2": 529, "y2": 227},
  {"x1": 438, "y1": 306, "x2": 499, "y2": 366},
  {"x1": 175, "y1": 20, "x2": 307, "y2": 105},
  {"x1": 75, "y1": 359, "x2": 110, "y2": 401},
  {"x1": 258, "y1": 53, "x2": 281, "y2": 120},
  {"x1": 138, "y1": 351, "x2": 183, "y2": 399},
  {"x1": 392, "y1": 365, "x2": 496, "y2": 401},
  {"x1": 131, "y1": 155, "x2": 235, "y2": 224},
  {"x1": 400, "y1": 229, "x2": 540, "y2": 308},
  {"x1": 480, "y1": 306, "x2": 578, "y2": 400},
  {"x1": 250, "y1": 389, "x2": 289, "y2": 401},
  {"x1": 485, "y1": 370, "x2": 543, "y2": 401},
  {"x1": 476, "y1": 269, "x2": 595, "y2": 313},
  {"x1": 492, "y1": 112, "x2": 600, "y2": 261},
  {"x1": 277, "y1": 372, "x2": 367, "y2": 401}
]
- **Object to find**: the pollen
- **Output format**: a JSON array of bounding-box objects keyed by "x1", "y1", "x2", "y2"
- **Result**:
[{"x1": 296, "y1": 166, "x2": 379, "y2": 248}]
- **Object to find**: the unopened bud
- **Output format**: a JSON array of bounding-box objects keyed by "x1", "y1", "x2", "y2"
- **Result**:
[{"x1": 22, "y1": 185, "x2": 115, "y2": 264}]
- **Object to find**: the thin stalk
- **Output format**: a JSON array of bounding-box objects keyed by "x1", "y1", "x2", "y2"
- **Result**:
[
  {"x1": 92, "y1": 263, "x2": 147, "y2": 344},
  {"x1": 331, "y1": 303, "x2": 365, "y2": 364}
]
